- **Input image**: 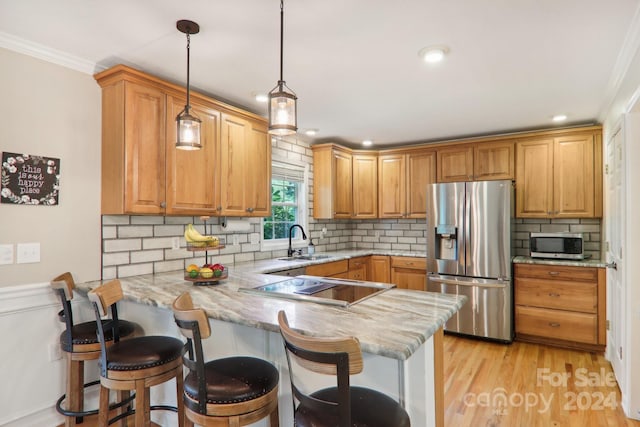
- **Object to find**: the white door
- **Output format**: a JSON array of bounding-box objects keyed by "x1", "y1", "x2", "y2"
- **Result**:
[{"x1": 605, "y1": 125, "x2": 625, "y2": 391}]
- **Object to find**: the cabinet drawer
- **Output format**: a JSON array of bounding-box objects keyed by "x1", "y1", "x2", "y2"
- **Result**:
[
  {"x1": 306, "y1": 260, "x2": 349, "y2": 277},
  {"x1": 390, "y1": 256, "x2": 426, "y2": 270},
  {"x1": 349, "y1": 257, "x2": 369, "y2": 270},
  {"x1": 515, "y1": 264, "x2": 597, "y2": 282},
  {"x1": 515, "y1": 277, "x2": 597, "y2": 313},
  {"x1": 516, "y1": 306, "x2": 597, "y2": 344}
]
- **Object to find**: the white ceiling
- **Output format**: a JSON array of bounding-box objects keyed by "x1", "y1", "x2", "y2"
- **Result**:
[{"x1": 1, "y1": 0, "x2": 639, "y2": 147}]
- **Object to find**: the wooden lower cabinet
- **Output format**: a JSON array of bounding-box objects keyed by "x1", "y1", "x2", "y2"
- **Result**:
[
  {"x1": 390, "y1": 256, "x2": 427, "y2": 291},
  {"x1": 306, "y1": 260, "x2": 349, "y2": 277},
  {"x1": 370, "y1": 255, "x2": 391, "y2": 283},
  {"x1": 348, "y1": 257, "x2": 370, "y2": 281},
  {"x1": 514, "y1": 263, "x2": 606, "y2": 351}
]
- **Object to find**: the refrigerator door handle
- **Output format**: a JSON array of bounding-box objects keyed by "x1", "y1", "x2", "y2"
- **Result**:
[{"x1": 428, "y1": 275, "x2": 509, "y2": 289}]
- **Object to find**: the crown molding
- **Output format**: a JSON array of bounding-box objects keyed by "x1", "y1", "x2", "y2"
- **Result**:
[
  {"x1": 0, "y1": 31, "x2": 102, "y2": 75},
  {"x1": 598, "y1": 3, "x2": 640, "y2": 121}
]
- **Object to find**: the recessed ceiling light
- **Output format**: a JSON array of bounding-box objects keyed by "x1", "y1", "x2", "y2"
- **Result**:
[
  {"x1": 362, "y1": 140, "x2": 373, "y2": 147},
  {"x1": 418, "y1": 45, "x2": 449, "y2": 64},
  {"x1": 304, "y1": 129, "x2": 318, "y2": 136},
  {"x1": 552, "y1": 114, "x2": 568, "y2": 122},
  {"x1": 254, "y1": 93, "x2": 269, "y2": 103}
]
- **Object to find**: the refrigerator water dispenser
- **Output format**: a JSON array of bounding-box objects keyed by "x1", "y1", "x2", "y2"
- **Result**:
[{"x1": 434, "y1": 224, "x2": 457, "y2": 261}]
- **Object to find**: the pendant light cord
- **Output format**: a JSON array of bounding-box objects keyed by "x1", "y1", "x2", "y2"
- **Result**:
[
  {"x1": 279, "y1": 0, "x2": 284, "y2": 83},
  {"x1": 186, "y1": 33, "x2": 191, "y2": 110}
]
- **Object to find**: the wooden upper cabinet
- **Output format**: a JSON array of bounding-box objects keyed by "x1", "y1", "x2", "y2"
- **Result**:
[
  {"x1": 220, "y1": 114, "x2": 271, "y2": 217},
  {"x1": 378, "y1": 154, "x2": 406, "y2": 218},
  {"x1": 553, "y1": 134, "x2": 595, "y2": 218},
  {"x1": 96, "y1": 64, "x2": 271, "y2": 216},
  {"x1": 406, "y1": 151, "x2": 436, "y2": 217},
  {"x1": 474, "y1": 141, "x2": 515, "y2": 180},
  {"x1": 245, "y1": 122, "x2": 271, "y2": 216},
  {"x1": 165, "y1": 96, "x2": 220, "y2": 215},
  {"x1": 378, "y1": 150, "x2": 435, "y2": 218},
  {"x1": 516, "y1": 131, "x2": 601, "y2": 218},
  {"x1": 516, "y1": 139, "x2": 554, "y2": 217},
  {"x1": 352, "y1": 153, "x2": 378, "y2": 218},
  {"x1": 437, "y1": 144, "x2": 474, "y2": 182},
  {"x1": 312, "y1": 144, "x2": 353, "y2": 219},
  {"x1": 100, "y1": 80, "x2": 166, "y2": 214}
]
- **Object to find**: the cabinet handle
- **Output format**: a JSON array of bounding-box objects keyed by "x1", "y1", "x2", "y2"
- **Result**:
[
  {"x1": 548, "y1": 271, "x2": 559, "y2": 276},
  {"x1": 547, "y1": 211, "x2": 552, "y2": 215},
  {"x1": 548, "y1": 322, "x2": 561, "y2": 328},
  {"x1": 246, "y1": 207, "x2": 254, "y2": 213},
  {"x1": 548, "y1": 293, "x2": 560, "y2": 297},
  {"x1": 406, "y1": 262, "x2": 414, "y2": 266},
  {"x1": 216, "y1": 206, "x2": 222, "y2": 211},
  {"x1": 160, "y1": 201, "x2": 166, "y2": 208}
]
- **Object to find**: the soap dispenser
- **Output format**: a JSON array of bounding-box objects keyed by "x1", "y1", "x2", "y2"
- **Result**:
[{"x1": 307, "y1": 238, "x2": 315, "y2": 255}]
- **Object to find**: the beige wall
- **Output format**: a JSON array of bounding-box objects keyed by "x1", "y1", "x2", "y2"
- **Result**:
[{"x1": 0, "y1": 48, "x2": 102, "y2": 287}]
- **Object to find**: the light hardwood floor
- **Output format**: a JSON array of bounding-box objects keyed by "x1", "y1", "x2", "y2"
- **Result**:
[{"x1": 444, "y1": 334, "x2": 640, "y2": 427}]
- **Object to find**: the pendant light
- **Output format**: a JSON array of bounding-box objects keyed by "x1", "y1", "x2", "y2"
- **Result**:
[
  {"x1": 268, "y1": 0, "x2": 298, "y2": 136},
  {"x1": 176, "y1": 19, "x2": 202, "y2": 150}
]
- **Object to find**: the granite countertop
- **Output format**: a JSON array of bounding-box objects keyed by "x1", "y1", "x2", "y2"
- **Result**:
[
  {"x1": 76, "y1": 250, "x2": 464, "y2": 361},
  {"x1": 512, "y1": 255, "x2": 608, "y2": 268}
]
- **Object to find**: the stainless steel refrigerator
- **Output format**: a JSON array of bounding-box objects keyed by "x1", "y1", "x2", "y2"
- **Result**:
[{"x1": 426, "y1": 179, "x2": 514, "y2": 342}]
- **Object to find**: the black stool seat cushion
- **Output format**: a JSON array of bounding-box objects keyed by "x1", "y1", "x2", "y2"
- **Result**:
[
  {"x1": 59, "y1": 319, "x2": 137, "y2": 352},
  {"x1": 295, "y1": 386, "x2": 411, "y2": 427},
  {"x1": 184, "y1": 356, "x2": 279, "y2": 405},
  {"x1": 104, "y1": 336, "x2": 184, "y2": 371}
]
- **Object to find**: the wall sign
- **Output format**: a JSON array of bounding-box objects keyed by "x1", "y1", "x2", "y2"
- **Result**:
[{"x1": 1, "y1": 152, "x2": 60, "y2": 206}]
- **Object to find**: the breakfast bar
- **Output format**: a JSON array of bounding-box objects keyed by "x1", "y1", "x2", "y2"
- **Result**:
[{"x1": 75, "y1": 266, "x2": 466, "y2": 427}]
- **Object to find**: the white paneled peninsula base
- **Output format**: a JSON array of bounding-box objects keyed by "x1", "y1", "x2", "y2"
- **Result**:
[{"x1": 76, "y1": 269, "x2": 466, "y2": 427}]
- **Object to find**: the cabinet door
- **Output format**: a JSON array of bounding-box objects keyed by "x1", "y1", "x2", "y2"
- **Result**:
[
  {"x1": 220, "y1": 114, "x2": 248, "y2": 216},
  {"x1": 245, "y1": 121, "x2": 271, "y2": 216},
  {"x1": 352, "y1": 154, "x2": 377, "y2": 218},
  {"x1": 391, "y1": 268, "x2": 426, "y2": 291},
  {"x1": 165, "y1": 97, "x2": 220, "y2": 215},
  {"x1": 123, "y1": 82, "x2": 166, "y2": 214},
  {"x1": 370, "y1": 255, "x2": 390, "y2": 283},
  {"x1": 437, "y1": 145, "x2": 473, "y2": 182},
  {"x1": 378, "y1": 154, "x2": 405, "y2": 218},
  {"x1": 333, "y1": 150, "x2": 353, "y2": 218},
  {"x1": 553, "y1": 134, "x2": 595, "y2": 217},
  {"x1": 406, "y1": 151, "x2": 436, "y2": 218},
  {"x1": 515, "y1": 139, "x2": 554, "y2": 217},
  {"x1": 474, "y1": 141, "x2": 514, "y2": 180},
  {"x1": 348, "y1": 256, "x2": 370, "y2": 281}
]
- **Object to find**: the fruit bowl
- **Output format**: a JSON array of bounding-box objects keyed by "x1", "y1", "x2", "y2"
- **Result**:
[
  {"x1": 185, "y1": 238, "x2": 226, "y2": 251},
  {"x1": 183, "y1": 268, "x2": 228, "y2": 285}
]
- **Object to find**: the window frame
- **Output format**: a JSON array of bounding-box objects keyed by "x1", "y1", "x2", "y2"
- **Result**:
[{"x1": 261, "y1": 161, "x2": 309, "y2": 252}]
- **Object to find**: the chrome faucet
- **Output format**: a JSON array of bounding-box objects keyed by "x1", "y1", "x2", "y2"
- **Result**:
[{"x1": 288, "y1": 224, "x2": 307, "y2": 257}]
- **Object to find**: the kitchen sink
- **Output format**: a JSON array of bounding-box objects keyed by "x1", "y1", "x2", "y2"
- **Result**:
[{"x1": 277, "y1": 255, "x2": 331, "y2": 261}]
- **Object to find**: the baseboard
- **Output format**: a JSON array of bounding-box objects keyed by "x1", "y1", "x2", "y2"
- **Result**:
[{"x1": 0, "y1": 405, "x2": 62, "y2": 427}]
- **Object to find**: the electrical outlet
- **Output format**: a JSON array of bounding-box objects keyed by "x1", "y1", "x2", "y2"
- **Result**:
[
  {"x1": 17, "y1": 242, "x2": 40, "y2": 264},
  {"x1": 172, "y1": 237, "x2": 181, "y2": 250},
  {"x1": 321, "y1": 227, "x2": 327, "y2": 235},
  {"x1": 0, "y1": 244, "x2": 13, "y2": 265},
  {"x1": 48, "y1": 342, "x2": 62, "y2": 361}
]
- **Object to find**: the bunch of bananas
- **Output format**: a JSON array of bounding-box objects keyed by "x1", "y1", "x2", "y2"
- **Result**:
[{"x1": 184, "y1": 224, "x2": 220, "y2": 247}]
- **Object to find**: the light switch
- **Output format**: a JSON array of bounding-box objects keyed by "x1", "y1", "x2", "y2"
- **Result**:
[
  {"x1": 17, "y1": 242, "x2": 40, "y2": 264},
  {"x1": 0, "y1": 244, "x2": 13, "y2": 265}
]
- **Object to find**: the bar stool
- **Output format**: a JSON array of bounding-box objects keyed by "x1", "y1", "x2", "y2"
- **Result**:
[
  {"x1": 277, "y1": 310, "x2": 411, "y2": 427},
  {"x1": 88, "y1": 279, "x2": 186, "y2": 427},
  {"x1": 172, "y1": 292, "x2": 280, "y2": 426},
  {"x1": 51, "y1": 272, "x2": 139, "y2": 426}
]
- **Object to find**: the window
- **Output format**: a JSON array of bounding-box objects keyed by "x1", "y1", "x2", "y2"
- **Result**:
[{"x1": 262, "y1": 162, "x2": 307, "y2": 249}]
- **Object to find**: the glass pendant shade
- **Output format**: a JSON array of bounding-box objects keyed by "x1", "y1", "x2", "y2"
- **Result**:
[
  {"x1": 176, "y1": 108, "x2": 202, "y2": 150},
  {"x1": 268, "y1": 82, "x2": 297, "y2": 136}
]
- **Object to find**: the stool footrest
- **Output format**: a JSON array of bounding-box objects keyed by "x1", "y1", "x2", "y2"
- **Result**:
[
  {"x1": 107, "y1": 404, "x2": 178, "y2": 425},
  {"x1": 56, "y1": 381, "x2": 135, "y2": 418}
]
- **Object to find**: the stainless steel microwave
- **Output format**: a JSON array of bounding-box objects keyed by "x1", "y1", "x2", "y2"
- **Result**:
[{"x1": 529, "y1": 232, "x2": 585, "y2": 260}]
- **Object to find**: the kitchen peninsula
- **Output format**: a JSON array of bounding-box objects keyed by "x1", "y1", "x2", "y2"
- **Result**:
[{"x1": 75, "y1": 259, "x2": 466, "y2": 427}]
